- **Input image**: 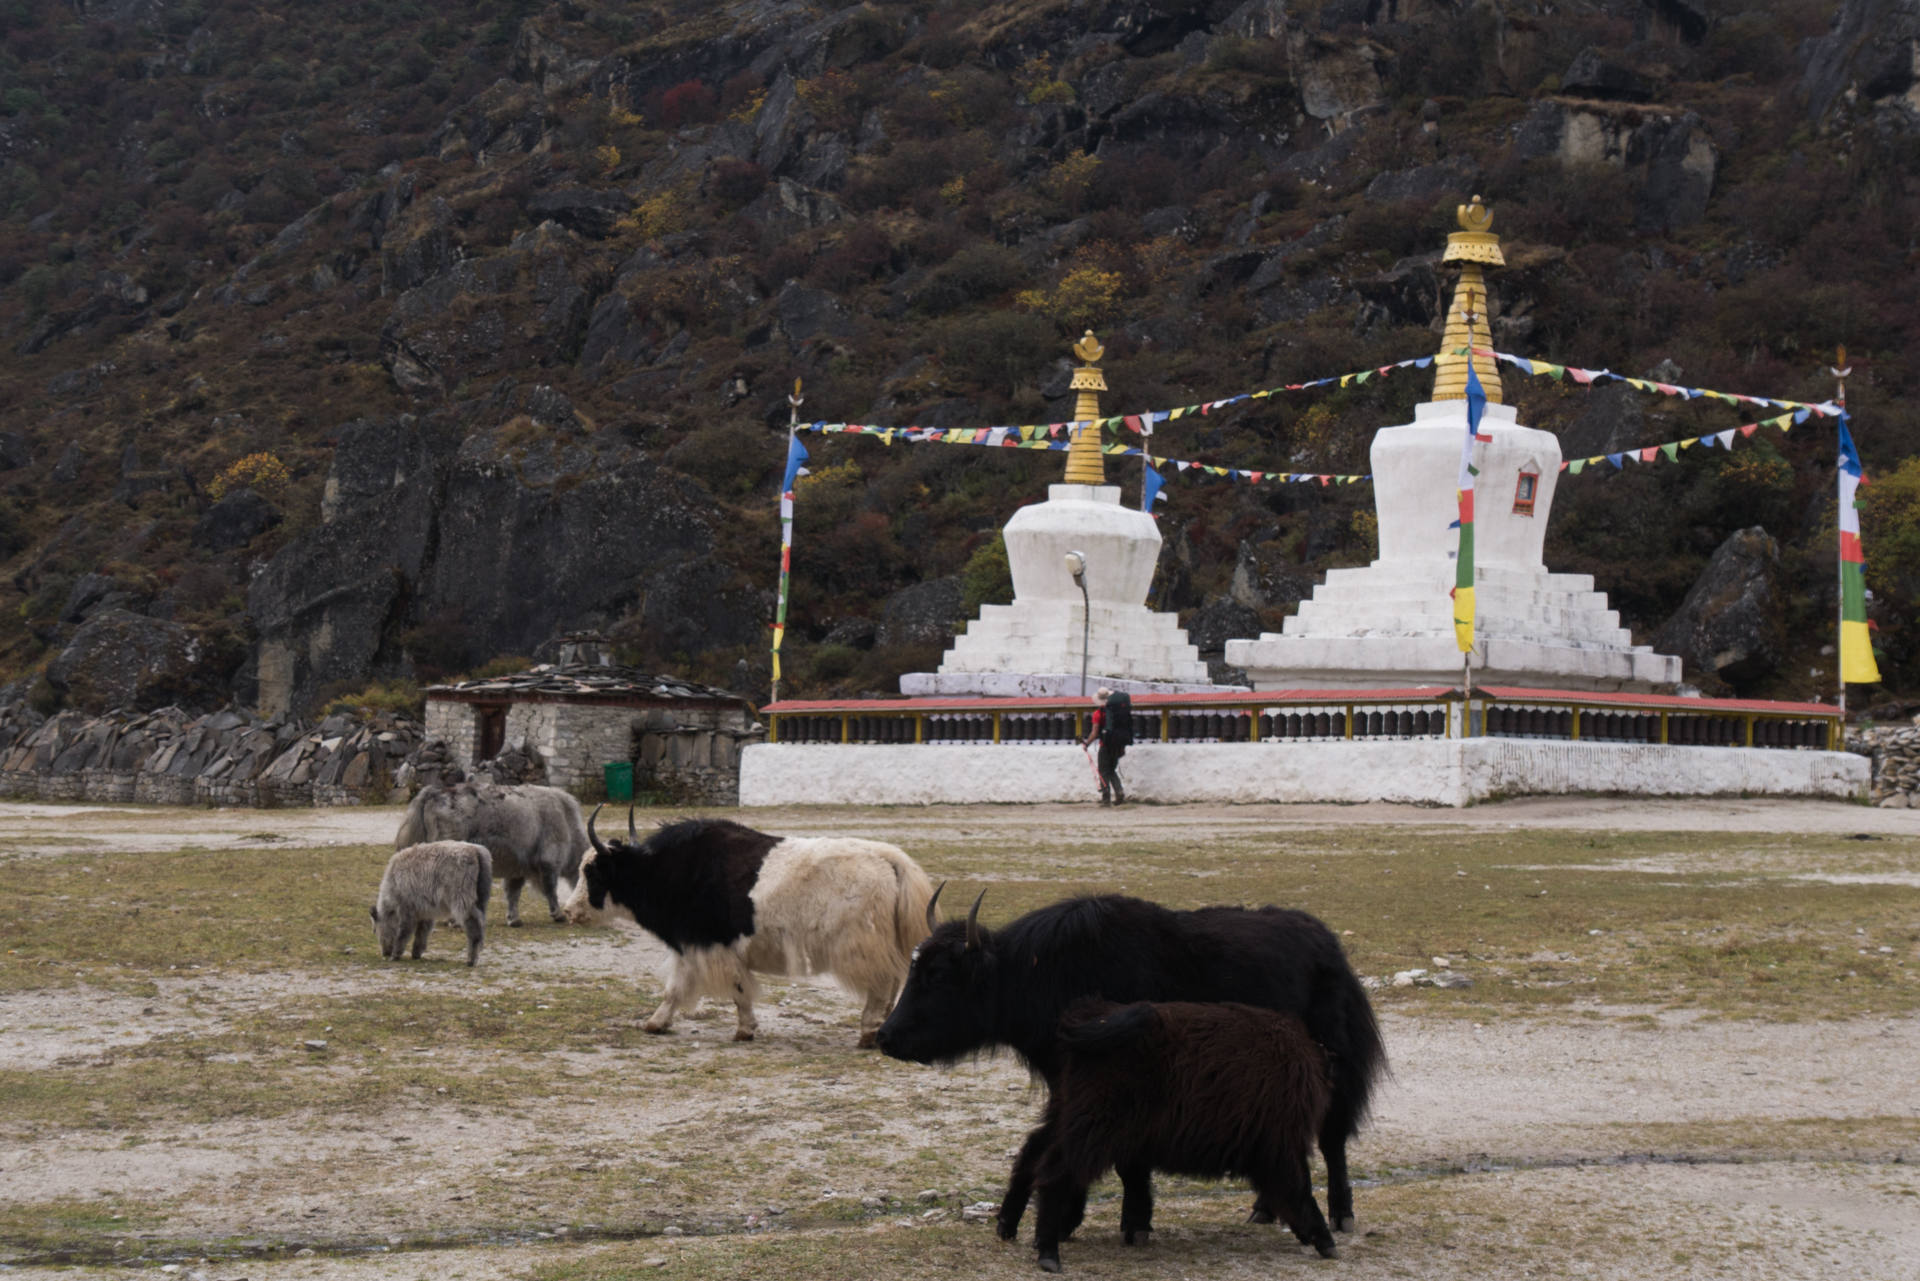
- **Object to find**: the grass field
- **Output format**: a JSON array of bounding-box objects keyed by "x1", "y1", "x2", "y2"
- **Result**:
[{"x1": 0, "y1": 802, "x2": 1916, "y2": 1278}]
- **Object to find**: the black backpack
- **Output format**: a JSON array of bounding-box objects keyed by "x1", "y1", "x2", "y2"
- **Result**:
[{"x1": 1102, "y1": 691, "x2": 1134, "y2": 747}]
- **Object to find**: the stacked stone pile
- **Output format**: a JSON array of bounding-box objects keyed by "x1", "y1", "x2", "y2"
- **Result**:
[
  {"x1": 1849, "y1": 723, "x2": 1920, "y2": 808},
  {"x1": 258, "y1": 712, "x2": 424, "y2": 807},
  {"x1": 393, "y1": 738, "x2": 462, "y2": 793},
  {"x1": 0, "y1": 701, "x2": 424, "y2": 807}
]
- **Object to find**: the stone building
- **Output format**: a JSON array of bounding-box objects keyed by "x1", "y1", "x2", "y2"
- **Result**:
[{"x1": 422, "y1": 639, "x2": 760, "y2": 804}]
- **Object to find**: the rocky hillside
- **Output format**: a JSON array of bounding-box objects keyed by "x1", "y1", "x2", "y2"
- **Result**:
[{"x1": 0, "y1": 0, "x2": 1916, "y2": 716}]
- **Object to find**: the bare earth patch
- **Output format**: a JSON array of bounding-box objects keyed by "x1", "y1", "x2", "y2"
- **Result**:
[{"x1": 0, "y1": 797, "x2": 1916, "y2": 1278}]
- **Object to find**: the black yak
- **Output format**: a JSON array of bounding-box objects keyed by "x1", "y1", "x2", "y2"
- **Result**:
[
  {"x1": 564, "y1": 810, "x2": 938, "y2": 1046},
  {"x1": 1028, "y1": 1000, "x2": 1337, "y2": 1272},
  {"x1": 874, "y1": 892, "x2": 1384, "y2": 1238}
]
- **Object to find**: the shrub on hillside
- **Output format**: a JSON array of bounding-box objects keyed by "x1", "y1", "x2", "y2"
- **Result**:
[
  {"x1": 936, "y1": 311, "x2": 1055, "y2": 397},
  {"x1": 208, "y1": 453, "x2": 290, "y2": 502}
]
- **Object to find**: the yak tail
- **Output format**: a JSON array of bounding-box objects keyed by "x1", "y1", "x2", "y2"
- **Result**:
[
  {"x1": 394, "y1": 788, "x2": 432, "y2": 850},
  {"x1": 1057, "y1": 1001, "x2": 1155, "y2": 1058},
  {"x1": 890, "y1": 853, "x2": 938, "y2": 959},
  {"x1": 1314, "y1": 957, "x2": 1390, "y2": 1130},
  {"x1": 473, "y1": 846, "x2": 493, "y2": 916}
]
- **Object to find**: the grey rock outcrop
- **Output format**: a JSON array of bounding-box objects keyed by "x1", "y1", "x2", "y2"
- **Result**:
[
  {"x1": 192, "y1": 489, "x2": 283, "y2": 553},
  {"x1": 1799, "y1": 0, "x2": 1920, "y2": 129},
  {"x1": 526, "y1": 185, "x2": 634, "y2": 238},
  {"x1": 1185, "y1": 596, "x2": 1261, "y2": 653},
  {"x1": 876, "y1": 577, "x2": 966, "y2": 647},
  {"x1": 1230, "y1": 540, "x2": 1319, "y2": 612},
  {"x1": 251, "y1": 395, "x2": 737, "y2": 718},
  {"x1": 1651, "y1": 527, "x2": 1786, "y2": 687},
  {"x1": 1561, "y1": 46, "x2": 1657, "y2": 102},
  {"x1": 1514, "y1": 101, "x2": 1718, "y2": 232},
  {"x1": 1288, "y1": 30, "x2": 1389, "y2": 121},
  {"x1": 45, "y1": 609, "x2": 234, "y2": 713},
  {"x1": 379, "y1": 220, "x2": 596, "y2": 395}
]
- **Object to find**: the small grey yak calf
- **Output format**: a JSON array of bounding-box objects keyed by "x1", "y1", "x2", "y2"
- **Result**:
[{"x1": 371, "y1": 841, "x2": 493, "y2": 966}]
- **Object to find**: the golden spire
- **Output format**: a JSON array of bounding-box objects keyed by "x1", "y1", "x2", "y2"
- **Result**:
[
  {"x1": 1063, "y1": 330, "x2": 1108, "y2": 485},
  {"x1": 1432, "y1": 196, "x2": 1504, "y2": 404}
]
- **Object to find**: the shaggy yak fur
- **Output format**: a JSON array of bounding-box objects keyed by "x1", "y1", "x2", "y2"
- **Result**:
[
  {"x1": 563, "y1": 810, "x2": 938, "y2": 1046},
  {"x1": 874, "y1": 892, "x2": 1385, "y2": 1238},
  {"x1": 371, "y1": 841, "x2": 493, "y2": 966},
  {"x1": 1028, "y1": 1000, "x2": 1336, "y2": 1272},
  {"x1": 394, "y1": 782, "x2": 588, "y2": 926}
]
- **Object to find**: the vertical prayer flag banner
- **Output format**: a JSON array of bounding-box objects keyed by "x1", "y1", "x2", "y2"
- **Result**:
[
  {"x1": 1837, "y1": 415, "x2": 1881, "y2": 686},
  {"x1": 1142, "y1": 462, "x2": 1167, "y2": 512},
  {"x1": 773, "y1": 436, "x2": 809, "y2": 682},
  {"x1": 1452, "y1": 365, "x2": 1487, "y2": 652}
]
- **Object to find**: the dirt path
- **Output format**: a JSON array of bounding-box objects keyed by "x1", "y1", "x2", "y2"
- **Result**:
[{"x1": 4, "y1": 793, "x2": 1919, "y2": 862}]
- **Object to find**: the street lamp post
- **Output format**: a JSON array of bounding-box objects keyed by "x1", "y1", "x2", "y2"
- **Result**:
[{"x1": 1064, "y1": 550, "x2": 1089, "y2": 697}]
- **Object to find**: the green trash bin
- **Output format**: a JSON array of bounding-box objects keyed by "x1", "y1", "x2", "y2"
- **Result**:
[{"x1": 603, "y1": 761, "x2": 634, "y2": 802}]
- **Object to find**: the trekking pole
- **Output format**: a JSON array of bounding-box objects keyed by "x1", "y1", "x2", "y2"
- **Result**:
[{"x1": 1081, "y1": 743, "x2": 1103, "y2": 792}]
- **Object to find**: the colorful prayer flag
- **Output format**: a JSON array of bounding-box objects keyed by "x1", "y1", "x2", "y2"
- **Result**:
[
  {"x1": 1837, "y1": 415, "x2": 1881, "y2": 686},
  {"x1": 1452, "y1": 365, "x2": 1486, "y2": 653}
]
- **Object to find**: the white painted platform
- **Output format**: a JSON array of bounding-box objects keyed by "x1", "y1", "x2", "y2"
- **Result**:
[{"x1": 739, "y1": 740, "x2": 1867, "y2": 808}]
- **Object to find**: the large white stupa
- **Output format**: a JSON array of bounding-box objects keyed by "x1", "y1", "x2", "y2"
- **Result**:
[
  {"x1": 901, "y1": 333, "x2": 1218, "y2": 698},
  {"x1": 1226, "y1": 199, "x2": 1680, "y2": 693}
]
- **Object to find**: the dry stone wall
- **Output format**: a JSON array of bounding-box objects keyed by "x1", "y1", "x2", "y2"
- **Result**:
[
  {"x1": 1849, "y1": 724, "x2": 1920, "y2": 807},
  {"x1": 0, "y1": 702, "x2": 423, "y2": 807}
]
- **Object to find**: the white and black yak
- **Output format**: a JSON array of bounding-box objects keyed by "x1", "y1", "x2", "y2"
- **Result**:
[
  {"x1": 371, "y1": 841, "x2": 493, "y2": 966},
  {"x1": 394, "y1": 782, "x2": 588, "y2": 927},
  {"x1": 563, "y1": 810, "x2": 938, "y2": 1046},
  {"x1": 1028, "y1": 1000, "x2": 1337, "y2": 1272},
  {"x1": 875, "y1": 892, "x2": 1385, "y2": 1240}
]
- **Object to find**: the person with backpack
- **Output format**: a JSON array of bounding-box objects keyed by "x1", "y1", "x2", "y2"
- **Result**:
[{"x1": 1083, "y1": 687, "x2": 1133, "y2": 805}]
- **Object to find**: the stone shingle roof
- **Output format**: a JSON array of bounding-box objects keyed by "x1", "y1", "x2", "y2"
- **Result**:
[{"x1": 425, "y1": 663, "x2": 748, "y2": 704}]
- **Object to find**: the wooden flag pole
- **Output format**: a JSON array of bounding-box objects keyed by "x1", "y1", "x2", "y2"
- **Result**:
[
  {"x1": 770, "y1": 378, "x2": 802, "y2": 708},
  {"x1": 1831, "y1": 346, "x2": 1850, "y2": 720}
]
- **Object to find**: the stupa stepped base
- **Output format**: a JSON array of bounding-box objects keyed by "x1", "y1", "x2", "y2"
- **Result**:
[
  {"x1": 937, "y1": 599, "x2": 1210, "y2": 685},
  {"x1": 1227, "y1": 632, "x2": 1679, "y2": 692},
  {"x1": 1289, "y1": 563, "x2": 1633, "y2": 648}
]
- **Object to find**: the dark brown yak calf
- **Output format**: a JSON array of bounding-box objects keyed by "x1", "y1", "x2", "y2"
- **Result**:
[{"x1": 1028, "y1": 999, "x2": 1337, "y2": 1272}]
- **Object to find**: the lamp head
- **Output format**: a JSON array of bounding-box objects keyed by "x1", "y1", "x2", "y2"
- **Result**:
[{"x1": 1063, "y1": 550, "x2": 1086, "y2": 581}]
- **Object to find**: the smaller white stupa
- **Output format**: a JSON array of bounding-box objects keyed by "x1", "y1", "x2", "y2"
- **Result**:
[
  {"x1": 902, "y1": 333, "x2": 1217, "y2": 698},
  {"x1": 1226, "y1": 199, "x2": 1680, "y2": 693}
]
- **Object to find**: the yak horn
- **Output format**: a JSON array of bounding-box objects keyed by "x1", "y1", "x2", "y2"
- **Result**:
[
  {"x1": 965, "y1": 888, "x2": 986, "y2": 951},
  {"x1": 587, "y1": 805, "x2": 610, "y2": 858},
  {"x1": 627, "y1": 804, "x2": 638, "y2": 846},
  {"x1": 925, "y1": 880, "x2": 946, "y2": 932}
]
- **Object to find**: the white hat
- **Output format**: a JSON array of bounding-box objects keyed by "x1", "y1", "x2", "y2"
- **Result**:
[{"x1": 1095, "y1": 687, "x2": 1113, "y2": 701}]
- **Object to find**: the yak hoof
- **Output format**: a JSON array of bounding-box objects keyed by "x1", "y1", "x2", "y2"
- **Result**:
[
  {"x1": 995, "y1": 1217, "x2": 1019, "y2": 1243},
  {"x1": 1123, "y1": 1230, "x2": 1151, "y2": 1246},
  {"x1": 732, "y1": 1029, "x2": 755, "y2": 1042},
  {"x1": 1315, "y1": 1242, "x2": 1339, "y2": 1260},
  {"x1": 507, "y1": 919, "x2": 523, "y2": 928},
  {"x1": 1336, "y1": 1217, "x2": 1356, "y2": 1234},
  {"x1": 1247, "y1": 1208, "x2": 1275, "y2": 1225},
  {"x1": 642, "y1": 1022, "x2": 673, "y2": 1035},
  {"x1": 856, "y1": 1031, "x2": 879, "y2": 1049},
  {"x1": 1037, "y1": 1255, "x2": 1062, "y2": 1274}
]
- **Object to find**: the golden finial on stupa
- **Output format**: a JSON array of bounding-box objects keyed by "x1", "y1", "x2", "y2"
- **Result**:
[
  {"x1": 1432, "y1": 196, "x2": 1504, "y2": 404},
  {"x1": 1063, "y1": 329, "x2": 1108, "y2": 485}
]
